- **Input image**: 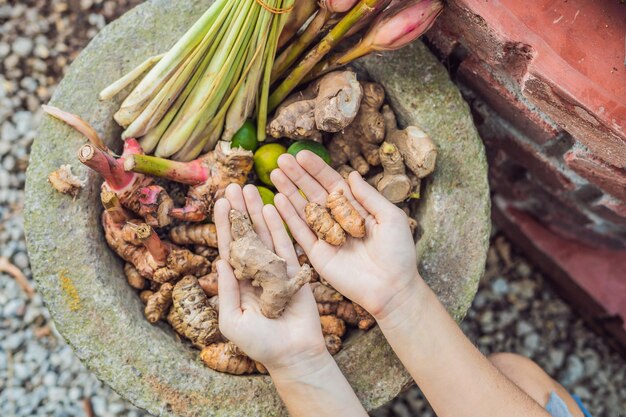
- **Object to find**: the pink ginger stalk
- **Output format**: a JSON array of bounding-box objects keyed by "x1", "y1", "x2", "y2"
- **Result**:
[
  {"x1": 124, "y1": 154, "x2": 209, "y2": 186},
  {"x1": 136, "y1": 224, "x2": 170, "y2": 267}
]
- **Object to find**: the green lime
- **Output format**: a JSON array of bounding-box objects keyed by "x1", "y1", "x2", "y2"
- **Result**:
[
  {"x1": 231, "y1": 121, "x2": 258, "y2": 151},
  {"x1": 254, "y1": 143, "x2": 287, "y2": 186},
  {"x1": 257, "y1": 186, "x2": 276, "y2": 206},
  {"x1": 287, "y1": 140, "x2": 331, "y2": 165}
]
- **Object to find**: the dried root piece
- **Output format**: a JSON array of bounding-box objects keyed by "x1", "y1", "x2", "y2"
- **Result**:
[
  {"x1": 320, "y1": 315, "x2": 346, "y2": 338},
  {"x1": 329, "y1": 82, "x2": 386, "y2": 175},
  {"x1": 326, "y1": 190, "x2": 365, "y2": 238},
  {"x1": 125, "y1": 142, "x2": 254, "y2": 222},
  {"x1": 371, "y1": 142, "x2": 412, "y2": 204},
  {"x1": 48, "y1": 165, "x2": 84, "y2": 197},
  {"x1": 311, "y1": 282, "x2": 343, "y2": 303},
  {"x1": 325, "y1": 335, "x2": 342, "y2": 355},
  {"x1": 200, "y1": 342, "x2": 257, "y2": 375},
  {"x1": 382, "y1": 105, "x2": 437, "y2": 179},
  {"x1": 124, "y1": 263, "x2": 146, "y2": 290},
  {"x1": 172, "y1": 276, "x2": 220, "y2": 348},
  {"x1": 153, "y1": 249, "x2": 211, "y2": 284},
  {"x1": 229, "y1": 210, "x2": 313, "y2": 318},
  {"x1": 353, "y1": 303, "x2": 376, "y2": 330},
  {"x1": 305, "y1": 202, "x2": 346, "y2": 246},
  {"x1": 268, "y1": 71, "x2": 363, "y2": 140},
  {"x1": 317, "y1": 302, "x2": 338, "y2": 316},
  {"x1": 170, "y1": 224, "x2": 218, "y2": 248},
  {"x1": 144, "y1": 283, "x2": 173, "y2": 324}
]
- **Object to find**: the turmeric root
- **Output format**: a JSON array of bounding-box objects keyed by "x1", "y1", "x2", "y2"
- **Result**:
[
  {"x1": 124, "y1": 263, "x2": 146, "y2": 290},
  {"x1": 152, "y1": 249, "x2": 211, "y2": 283},
  {"x1": 200, "y1": 342, "x2": 257, "y2": 375},
  {"x1": 336, "y1": 165, "x2": 355, "y2": 180},
  {"x1": 194, "y1": 246, "x2": 219, "y2": 261},
  {"x1": 48, "y1": 165, "x2": 84, "y2": 197},
  {"x1": 382, "y1": 105, "x2": 437, "y2": 179},
  {"x1": 325, "y1": 335, "x2": 342, "y2": 355},
  {"x1": 328, "y1": 82, "x2": 386, "y2": 175},
  {"x1": 268, "y1": 71, "x2": 363, "y2": 140},
  {"x1": 229, "y1": 210, "x2": 313, "y2": 318},
  {"x1": 139, "y1": 290, "x2": 154, "y2": 304},
  {"x1": 371, "y1": 142, "x2": 412, "y2": 203},
  {"x1": 166, "y1": 306, "x2": 186, "y2": 337},
  {"x1": 311, "y1": 282, "x2": 344, "y2": 303},
  {"x1": 353, "y1": 303, "x2": 376, "y2": 330},
  {"x1": 305, "y1": 202, "x2": 346, "y2": 246},
  {"x1": 320, "y1": 315, "x2": 346, "y2": 338},
  {"x1": 326, "y1": 190, "x2": 366, "y2": 238},
  {"x1": 144, "y1": 283, "x2": 173, "y2": 324},
  {"x1": 125, "y1": 141, "x2": 253, "y2": 222},
  {"x1": 172, "y1": 276, "x2": 220, "y2": 348},
  {"x1": 170, "y1": 223, "x2": 218, "y2": 248}
]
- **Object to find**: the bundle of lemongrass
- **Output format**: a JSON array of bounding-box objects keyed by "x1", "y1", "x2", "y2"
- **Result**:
[
  {"x1": 100, "y1": 0, "x2": 443, "y2": 162},
  {"x1": 100, "y1": 0, "x2": 294, "y2": 161}
]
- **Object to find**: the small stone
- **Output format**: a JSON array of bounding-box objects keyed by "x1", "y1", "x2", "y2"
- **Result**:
[
  {"x1": 1, "y1": 122, "x2": 18, "y2": 142},
  {"x1": 12, "y1": 37, "x2": 33, "y2": 57},
  {"x1": 12, "y1": 251, "x2": 29, "y2": 269},
  {"x1": 491, "y1": 277, "x2": 509, "y2": 295},
  {"x1": 548, "y1": 349, "x2": 565, "y2": 369},
  {"x1": 515, "y1": 320, "x2": 533, "y2": 336},
  {"x1": 561, "y1": 355, "x2": 585, "y2": 386},
  {"x1": 2, "y1": 332, "x2": 23, "y2": 351},
  {"x1": 523, "y1": 332, "x2": 540, "y2": 352},
  {"x1": 12, "y1": 362, "x2": 30, "y2": 382}
]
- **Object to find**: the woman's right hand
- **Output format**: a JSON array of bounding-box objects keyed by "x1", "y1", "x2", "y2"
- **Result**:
[{"x1": 271, "y1": 151, "x2": 424, "y2": 321}]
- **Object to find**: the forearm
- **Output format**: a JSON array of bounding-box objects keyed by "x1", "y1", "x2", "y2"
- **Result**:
[
  {"x1": 376, "y1": 276, "x2": 550, "y2": 417},
  {"x1": 269, "y1": 352, "x2": 368, "y2": 417}
]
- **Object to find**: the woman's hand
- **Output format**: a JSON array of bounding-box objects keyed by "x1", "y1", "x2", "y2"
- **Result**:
[
  {"x1": 214, "y1": 183, "x2": 327, "y2": 373},
  {"x1": 271, "y1": 151, "x2": 423, "y2": 320}
]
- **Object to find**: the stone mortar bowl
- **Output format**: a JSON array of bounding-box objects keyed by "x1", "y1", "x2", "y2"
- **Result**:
[{"x1": 24, "y1": 1, "x2": 490, "y2": 415}]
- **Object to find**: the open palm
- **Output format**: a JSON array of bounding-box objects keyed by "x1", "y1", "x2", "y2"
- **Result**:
[
  {"x1": 214, "y1": 184, "x2": 326, "y2": 369},
  {"x1": 271, "y1": 151, "x2": 420, "y2": 317}
]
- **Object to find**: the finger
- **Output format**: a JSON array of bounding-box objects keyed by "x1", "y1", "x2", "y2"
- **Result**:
[
  {"x1": 348, "y1": 171, "x2": 399, "y2": 222},
  {"x1": 216, "y1": 260, "x2": 242, "y2": 319},
  {"x1": 296, "y1": 151, "x2": 369, "y2": 219},
  {"x1": 262, "y1": 204, "x2": 299, "y2": 267},
  {"x1": 213, "y1": 198, "x2": 233, "y2": 261},
  {"x1": 243, "y1": 184, "x2": 274, "y2": 250},
  {"x1": 271, "y1": 168, "x2": 308, "y2": 220},
  {"x1": 274, "y1": 193, "x2": 317, "y2": 252},
  {"x1": 277, "y1": 153, "x2": 327, "y2": 205},
  {"x1": 225, "y1": 183, "x2": 247, "y2": 214}
]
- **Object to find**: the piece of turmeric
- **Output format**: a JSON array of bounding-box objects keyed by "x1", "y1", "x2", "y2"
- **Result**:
[
  {"x1": 172, "y1": 276, "x2": 220, "y2": 348},
  {"x1": 320, "y1": 315, "x2": 346, "y2": 338},
  {"x1": 144, "y1": 283, "x2": 173, "y2": 324},
  {"x1": 305, "y1": 202, "x2": 346, "y2": 246},
  {"x1": 170, "y1": 223, "x2": 218, "y2": 248},
  {"x1": 326, "y1": 190, "x2": 366, "y2": 238},
  {"x1": 200, "y1": 342, "x2": 257, "y2": 375}
]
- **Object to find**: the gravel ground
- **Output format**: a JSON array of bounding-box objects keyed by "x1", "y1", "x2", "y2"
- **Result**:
[{"x1": 0, "y1": 2, "x2": 624, "y2": 417}]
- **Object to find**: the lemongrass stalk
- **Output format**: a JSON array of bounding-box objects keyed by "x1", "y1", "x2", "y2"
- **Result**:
[
  {"x1": 268, "y1": 0, "x2": 388, "y2": 112},
  {"x1": 223, "y1": 5, "x2": 274, "y2": 141},
  {"x1": 156, "y1": 0, "x2": 255, "y2": 157},
  {"x1": 114, "y1": 0, "x2": 230, "y2": 127},
  {"x1": 277, "y1": 0, "x2": 318, "y2": 50},
  {"x1": 271, "y1": 7, "x2": 332, "y2": 83},
  {"x1": 258, "y1": 0, "x2": 295, "y2": 142},
  {"x1": 99, "y1": 54, "x2": 165, "y2": 101},
  {"x1": 174, "y1": 17, "x2": 264, "y2": 161},
  {"x1": 140, "y1": 5, "x2": 239, "y2": 153}
]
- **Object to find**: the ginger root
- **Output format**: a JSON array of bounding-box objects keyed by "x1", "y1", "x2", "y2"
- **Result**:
[
  {"x1": 371, "y1": 142, "x2": 412, "y2": 204},
  {"x1": 328, "y1": 82, "x2": 386, "y2": 175},
  {"x1": 327, "y1": 190, "x2": 366, "y2": 238},
  {"x1": 305, "y1": 202, "x2": 346, "y2": 246},
  {"x1": 172, "y1": 276, "x2": 220, "y2": 348},
  {"x1": 200, "y1": 342, "x2": 257, "y2": 375},
  {"x1": 170, "y1": 223, "x2": 218, "y2": 248},
  {"x1": 229, "y1": 210, "x2": 313, "y2": 318},
  {"x1": 268, "y1": 71, "x2": 363, "y2": 140},
  {"x1": 48, "y1": 165, "x2": 84, "y2": 197},
  {"x1": 382, "y1": 105, "x2": 437, "y2": 179},
  {"x1": 144, "y1": 283, "x2": 173, "y2": 324}
]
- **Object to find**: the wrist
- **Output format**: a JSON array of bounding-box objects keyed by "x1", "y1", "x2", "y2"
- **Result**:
[
  {"x1": 374, "y1": 272, "x2": 432, "y2": 332},
  {"x1": 266, "y1": 347, "x2": 334, "y2": 383}
]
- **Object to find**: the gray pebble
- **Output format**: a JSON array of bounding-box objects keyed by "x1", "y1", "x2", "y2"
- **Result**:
[
  {"x1": 491, "y1": 277, "x2": 509, "y2": 295},
  {"x1": 12, "y1": 37, "x2": 33, "y2": 57},
  {"x1": 2, "y1": 332, "x2": 24, "y2": 350},
  {"x1": 561, "y1": 355, "x2": 585, "y2": 386},
  {"x1": 1, "y1": 121, "x2": 18, "y2": 142},
  {"x1": 12, "y1": 251, "x2": 29, "y2": 269}
]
